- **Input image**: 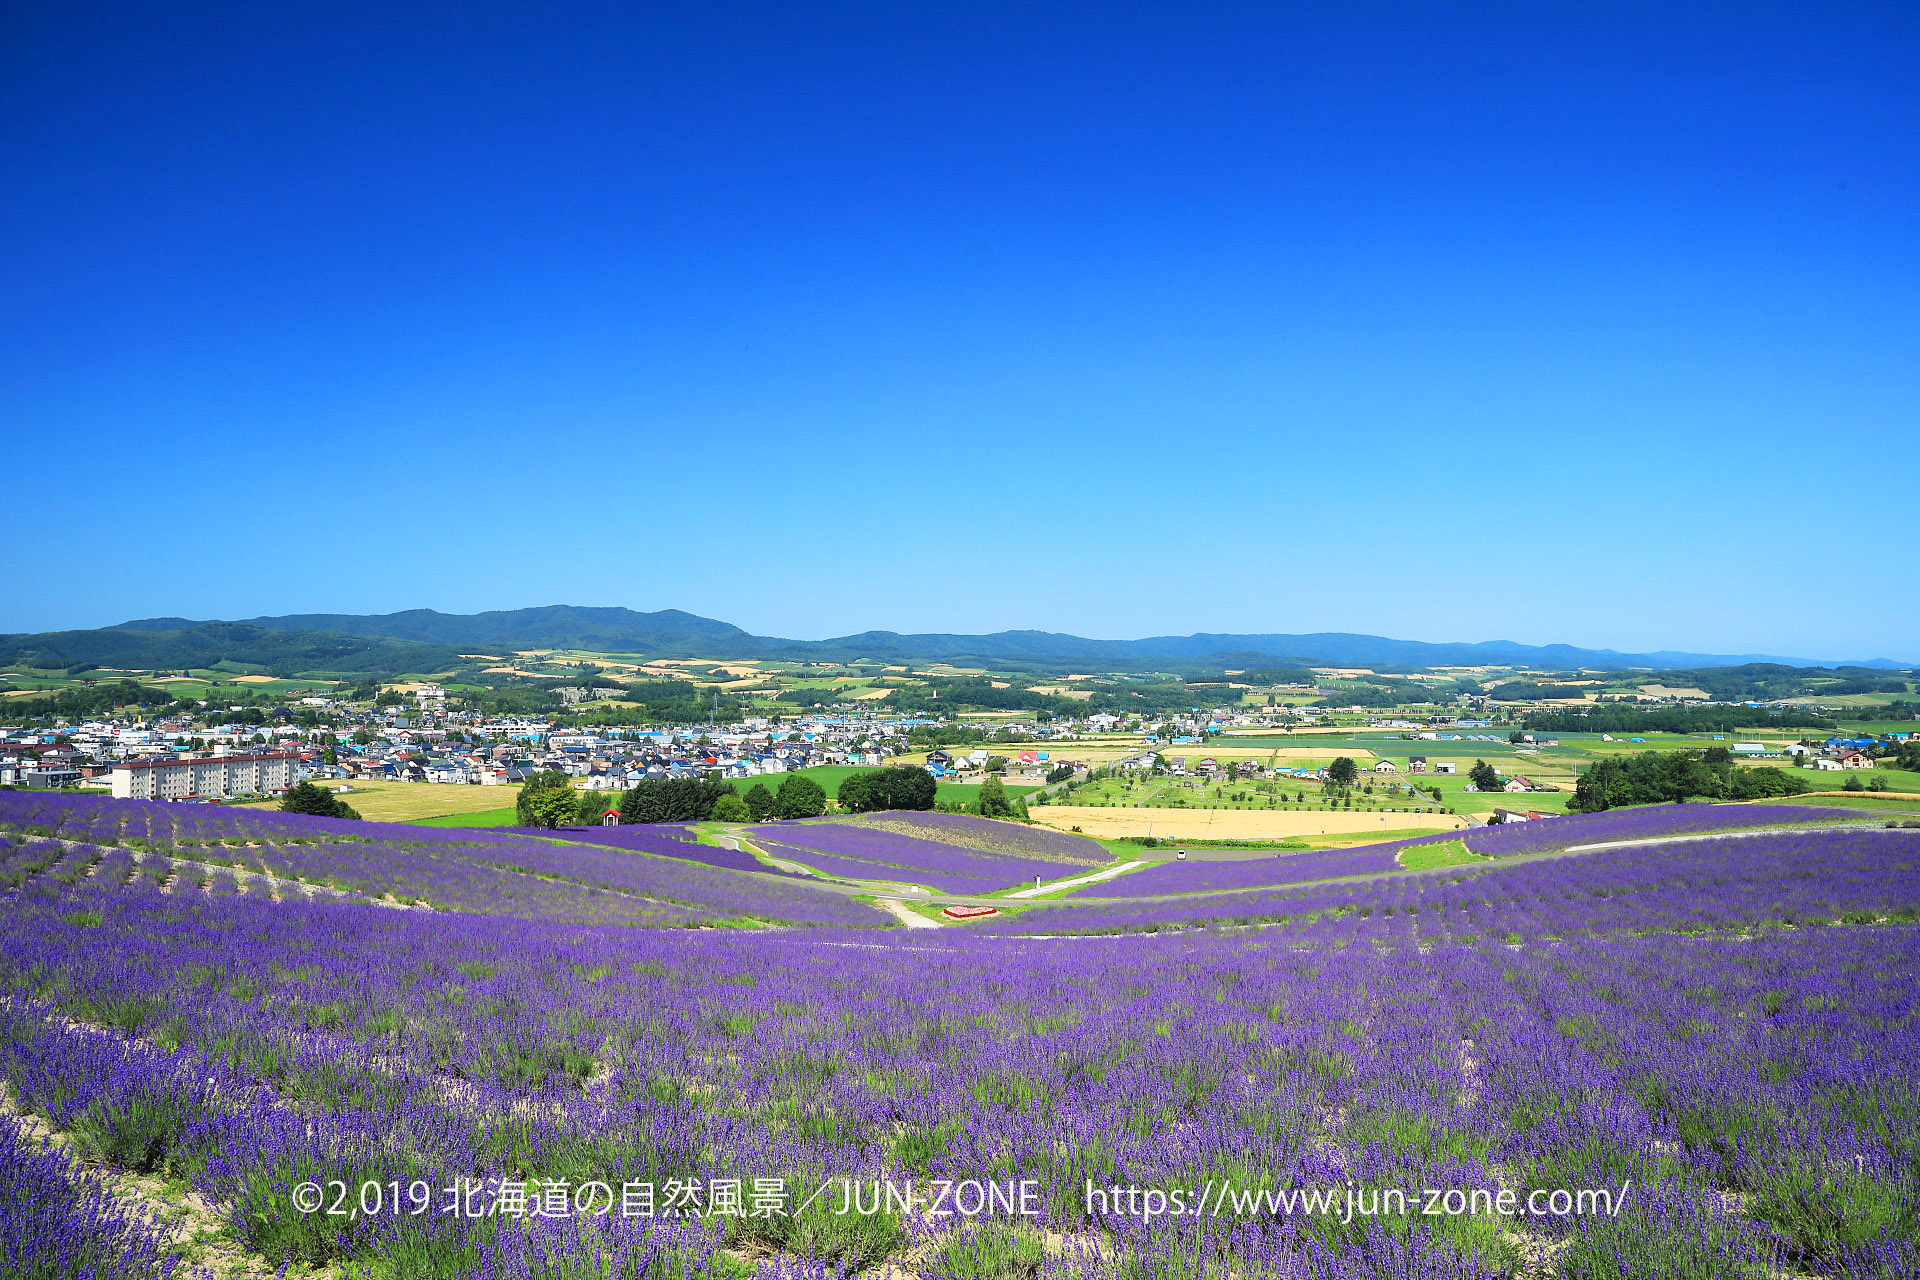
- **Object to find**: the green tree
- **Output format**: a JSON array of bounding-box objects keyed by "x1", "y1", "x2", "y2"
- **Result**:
[
  {"x1": 516, "y1": 770, "x2": 574, "y2": 826},
  {"x1": 976, "y1": 774, "x2": 1017, "y2": 819},
  {"x1": 526, "y1": 787, "x2": 579, "y2": 830},
  {"x1": 1326, "y1": 757, "x2": 1359, "y2": 788},
  {"x1": 710, "y1": 793, "x2": 750, "y2": 822},
  {"x1": 1468, "y1": 760, "x2": 1501, "y2": 792},
  {"x1": 279, "y1": 780, "x2": 359, "y2": 820},
  {"x1": 574, "y1": 789, "x2": 609, "y2": 825},
  {"x1": 773, "y1": 773, "x2": 828, "y2": 819},
  {"x1": 617, "y1": 777, "x2": 736, "y2": 824},
  {"x1": 837, "y1": 766, "x2": 938, "y2": 814},
  {"x1": 743, "y1": 783, "x2": 775, "y2": 822}
]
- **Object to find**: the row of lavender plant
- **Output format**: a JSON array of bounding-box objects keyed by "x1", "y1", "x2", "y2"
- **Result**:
[
  {"x1": 1460, "y1": 802, "x2": 1867, "y2": 856},
  {"x1": 1074, "y1": 844, "x2": 1414, "y2": 898},
  {"x1": 0, "y1": 793, "x2": 884, "y2": 928},
  {"x1": 835, "y1": 810, "x2": 1109, "y2": 864},
  {"x1": 0, "y1": 1112, "x2": 194, "y2": 1280},
  {"x1": 0, "y1": 872, "x2": 1910, "y2": 1277},
  {"x1": 745, "y1": 822, "x2": 1075, "y2": 887},
  {"x1": 454, "y1": 835, "x2": 887, "y2": 926},
  {"x1": 988, "y1": 827, "x2": 1920, "y2": 936},
  {"x1": 747, "y1": 838, "x2": 1015, "y2": 895},
  {"x1": 511, "y1": 823, "x2": 804, "y2": 877}
]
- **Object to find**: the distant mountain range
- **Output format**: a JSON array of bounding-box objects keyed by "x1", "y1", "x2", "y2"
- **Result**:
[{"x1": 22, "y1": 605, "x2": 1890, "y2": 673}]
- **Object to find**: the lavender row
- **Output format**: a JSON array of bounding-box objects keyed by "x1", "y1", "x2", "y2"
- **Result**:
[
  {"x1": 993, "y1": 827, "x2": 1920, "y2": 937},
  {"x1": 1460, "y1": 802, "x2": 1867, "y2": 856},
  {"x1": 511, "y1": 824, "x2": 802, "y2": 877},
  {"x1": 745, "y1": 821, "x2": 1073, "y2": 887},
  {"x1": 0, "y1": 877, "x2": 1912, "y2": 1276},
  {"x1": 838, "y1": 810, "x2": 1108, "y2": 864},
  {"x1": 749, "y1": 838, "x2": 1011, "y2": 895},
  {"x1": 0, "y1": 793, "x2": 879, "y2": 928},
  {"x1": 1076, "y1": 844, "x2": 1411, "y2": 897},
  {"x1": 0, "y1": 1113, "x2": 186, "y2": 1280}
]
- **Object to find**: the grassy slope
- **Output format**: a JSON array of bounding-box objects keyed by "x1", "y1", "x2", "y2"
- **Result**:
[{"x1": 410, "y1": 807, "x2": 522, "y2": 827}]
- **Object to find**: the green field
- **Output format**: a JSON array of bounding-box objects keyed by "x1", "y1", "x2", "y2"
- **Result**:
[
  {"x1": 1397, "y1": 839, "x2": 1483, "y2": 870},
  {"x1": 410, "y1": 807, "x2": 522, "y2": 827},
  {"x1": 1770, "y1": 793, "x2": 1920, "y2": 814}
]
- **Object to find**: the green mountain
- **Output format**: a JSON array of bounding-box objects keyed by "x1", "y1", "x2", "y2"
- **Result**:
[
  {"x1": 93, "y1": 606, "x2": 1908, "y2": 671},
  {"x1": 0, "y1": 623, "x2": 460, "y2": 677}
]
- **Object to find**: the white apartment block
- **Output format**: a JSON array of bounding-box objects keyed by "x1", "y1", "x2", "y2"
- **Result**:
[{"x1": 110, "y1": 751, "x2": 304, "y2": 801}]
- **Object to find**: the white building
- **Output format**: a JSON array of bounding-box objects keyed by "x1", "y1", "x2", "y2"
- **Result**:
[{"x1": 110, "y1": 751, "x2": 303, "y2": 801}]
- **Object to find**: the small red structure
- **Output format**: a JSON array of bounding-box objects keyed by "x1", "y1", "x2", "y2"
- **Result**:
[
  {"x1": 942, "y1": 905, "x2": 998, "y2": 920},
  {"x1": 601, "y1": 809, "x2": 621, "y2": 827}
]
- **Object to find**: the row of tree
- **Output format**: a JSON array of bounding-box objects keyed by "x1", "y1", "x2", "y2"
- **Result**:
[
  {"x1": 837, "y1": 767, "x2": 937, "y2": 814},
  {"x1": 513, "y1": 765, "x2": 948, "y2": 830},
  {"x1": 1567, "y1": 750, "x2": 1814, "y2": 813},
  {"x1": 1523, "y1": 705, "x2": 1835, "y2": 735}
]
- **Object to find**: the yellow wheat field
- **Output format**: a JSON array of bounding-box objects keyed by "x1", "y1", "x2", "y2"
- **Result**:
[
  {"x1": 1029, "y1": 806, "x2": 1467, "y2": 840},
  {"x1": 234, "y1": 780, "x2": 515, "y2": 823}
]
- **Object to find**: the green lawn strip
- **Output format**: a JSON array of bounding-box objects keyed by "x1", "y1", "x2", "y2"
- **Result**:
[
  {"x1": 1396, "y1": 839, "x2": 1484, "y2": 871},
  {"x1": 1764, "y1": 794, "x2": 1920, "y2": 815},
  {"x1": 407, "y1": 807, "x2": 521, "y2": 828}
]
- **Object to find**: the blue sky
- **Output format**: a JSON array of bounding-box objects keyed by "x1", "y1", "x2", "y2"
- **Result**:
[{"x1": 3, "y1": 2, "x2": 1915, "y2": 660}]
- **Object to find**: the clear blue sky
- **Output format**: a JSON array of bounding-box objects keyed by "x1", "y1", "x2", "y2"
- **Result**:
[{"x1": 3, "y1": 2, "x2": 1915, "y2": 660}]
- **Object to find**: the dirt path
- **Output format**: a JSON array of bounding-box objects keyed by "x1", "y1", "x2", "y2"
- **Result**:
[{"x1": 875, "y1": 898, "x2": 940, "y2": 928}]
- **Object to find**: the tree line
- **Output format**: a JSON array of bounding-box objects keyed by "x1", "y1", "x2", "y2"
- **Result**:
[
  {"x1": 1567, "y1": 750, "x2": 1814, "y2": 813},
  {"x1": 512, "y1": 765, "x2": 945, "y2": 830},
  {"x1": 1523, "y1": 705, "x2": 1834, "y2": 735}
]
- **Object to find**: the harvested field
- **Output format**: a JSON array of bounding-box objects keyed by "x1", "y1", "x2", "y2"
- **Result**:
[
  {"x1": 1028, "y1": 806, "x2": 1468, "y2": 840},
  {"x1": 233, "y1": 779, "x2": 525, "y2": 823}
]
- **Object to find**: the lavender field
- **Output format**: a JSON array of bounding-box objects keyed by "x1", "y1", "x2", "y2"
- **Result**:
[
  {"x1": 0, "y1": 792, "x2": 883, "y2": 928},
  {"x1": 746, "y1": 821, "x2": 1076, "y2": 892},
  {"x1": 1, "y1": 794, "x2": 1915, "y2": 1278},
  {"x1": 1070, "y1": 804, "x2": 1880, "y2": 900}
]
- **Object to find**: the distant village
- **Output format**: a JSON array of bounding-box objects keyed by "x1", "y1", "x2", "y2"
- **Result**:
[{"x1": 0, "y1": 677, "x2": 1911, "y2": 803}]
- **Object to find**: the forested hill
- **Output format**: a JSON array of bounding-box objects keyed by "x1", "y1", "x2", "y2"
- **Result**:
[
  {"x1": 0, "y1": 606, "x2": 1890, "y2": 676},
  {"x1": 109, "y1": 607, "x2": 1907, "y2": 670},
  {"x1": 0, "y1": 623, "x2": 459, "y2": 677}
]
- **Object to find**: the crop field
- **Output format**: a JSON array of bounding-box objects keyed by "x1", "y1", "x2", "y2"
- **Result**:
[
  {"x1": 234, "y1": 779, "x2": 530, "y2": 823},
  {"x1": 1029, "y1": 805, "x2": 1469, "y2": 840},
  {"x1": 1, "y1": 791, "x2": 1916, "y2": 1279},
  {"x1": 1052, "y1": 773, "x2": 1447, "y2": 814}
]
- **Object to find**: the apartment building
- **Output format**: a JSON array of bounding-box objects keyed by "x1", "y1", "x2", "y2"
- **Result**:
[{"x1": 110, "y1": 751, "x2": 303, "y2": 801}]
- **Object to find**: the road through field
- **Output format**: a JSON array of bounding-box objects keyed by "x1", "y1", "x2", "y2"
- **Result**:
[{"x1": 1007, "y1": 860, "x2": 1145, "y2": 898}]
